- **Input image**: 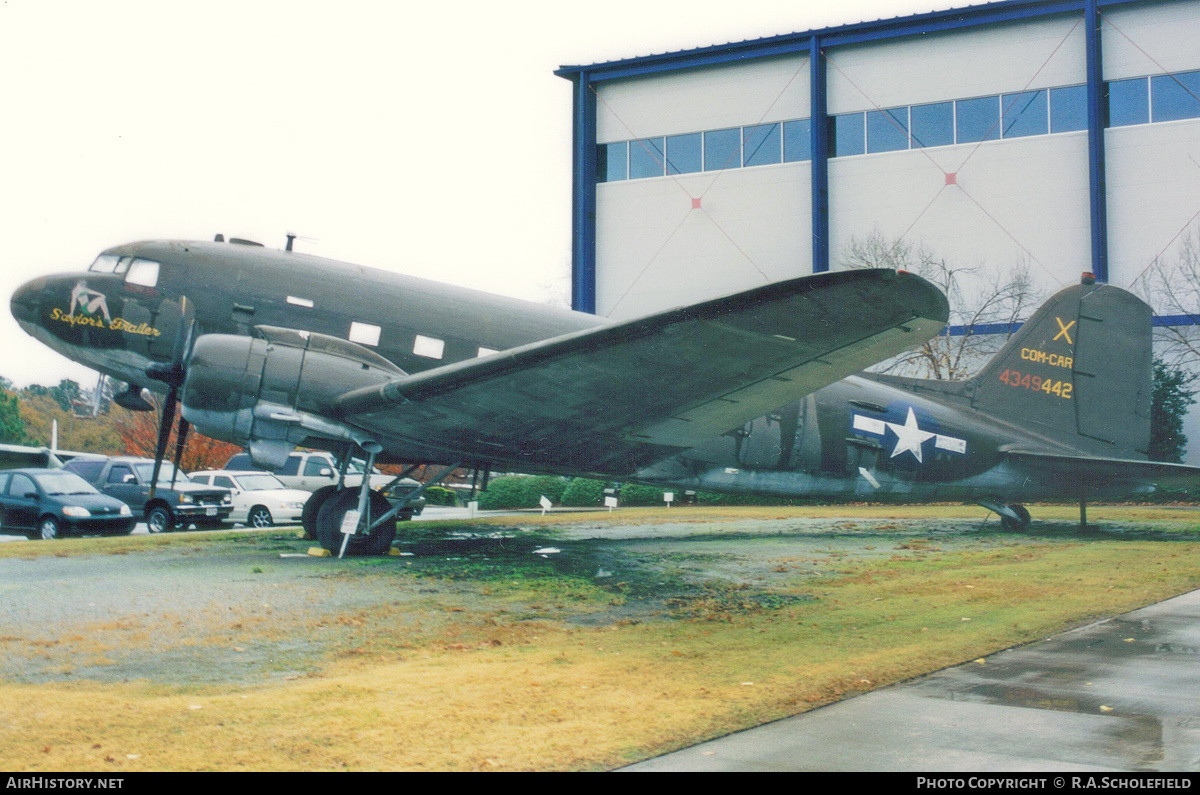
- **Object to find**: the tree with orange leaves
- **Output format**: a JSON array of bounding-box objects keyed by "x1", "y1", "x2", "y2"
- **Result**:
[{"x1": 113, "y1": 396, "x2": 242, "y2": 473}]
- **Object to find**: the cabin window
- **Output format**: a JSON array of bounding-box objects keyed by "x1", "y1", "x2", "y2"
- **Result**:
[
  {"x1": 413, "y1": 335, "x2": 445, "y2": 360},
  {"x1": 124, "y1": 258, "x2": 160, "y2": 288},
  {"x1": 349, "y1": 322, "x2": 381, "y2": 347}
]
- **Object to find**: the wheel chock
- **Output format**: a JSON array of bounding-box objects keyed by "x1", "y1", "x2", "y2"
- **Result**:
[{"x1": 307, "y1": 547, "x2": 331, "y2": 557}]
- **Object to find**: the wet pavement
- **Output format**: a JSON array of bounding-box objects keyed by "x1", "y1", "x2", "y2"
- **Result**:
[{"x1": 622, "y1": 588, "x2": 1200, "y2": 771}]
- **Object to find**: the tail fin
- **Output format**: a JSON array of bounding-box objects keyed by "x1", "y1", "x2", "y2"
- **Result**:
[{"x1": 969, "y1": 278, "x2": 1152, "y2": 459}]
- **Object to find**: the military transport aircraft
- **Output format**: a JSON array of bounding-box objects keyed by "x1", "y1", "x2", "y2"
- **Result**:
[{"x1": 10, "y1": 237, "x2": 1200, "y2": 554}]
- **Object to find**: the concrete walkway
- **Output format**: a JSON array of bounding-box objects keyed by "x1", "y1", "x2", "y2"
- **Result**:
[{"x1": 623, "y1": 589, "x2": 1200, "y2": 771}]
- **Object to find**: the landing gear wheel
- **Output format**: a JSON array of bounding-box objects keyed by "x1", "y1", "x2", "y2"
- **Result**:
[
  {"x1": 247, "y1": 506, "x2": 274, "y2": 528},
  {"x1": 301, "y1": 486, "x2": 339, "y2": 541},
  {"x1": 38, "y1": 516, "x2": 60, "y2": 540},
  {"x1": 1000, "y1": 504, "x2": 1031, "y2": 532},
  {"x1": 146, "y1": 506, "x2": 173, "y2": 534},
  {"x1": 315, "y1": 490, "x2": 396, "y2": 556}
]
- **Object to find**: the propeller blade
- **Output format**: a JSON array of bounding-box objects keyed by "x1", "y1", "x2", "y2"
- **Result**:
[
  {"x1": 145, "y1": 310, "x2": 197, "y2": 502},
  {"x1": 169, "y1": 417, "x2": 190, "y2": 489},
  {"x1": 148, "y1": 386, "x2": 178, "y2": 501}
]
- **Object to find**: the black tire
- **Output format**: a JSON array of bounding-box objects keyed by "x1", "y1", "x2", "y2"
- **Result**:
[
  {"x1": 37, "y1": 515, "x2": 61, "y2": 541},
  {"x1": 1001, "y1": 504, "x2": 1031, "y2": 531},
  {"x1": 315, "y1": 490, "x2": 396, "y2": 556},
  {"x1": 301, "y1": 486, "x2": 339, "y2": 541},
  {"x1": 146, "y1": 505, "x2": 173, "y2": 534},
  {"x1": 247, "y1": 506, "x2": 274, "y2": 528}
]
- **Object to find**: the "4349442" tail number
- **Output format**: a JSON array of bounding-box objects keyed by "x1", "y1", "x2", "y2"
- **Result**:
[{"x1": 997, "y1": 369, "x2": 1073, "y2": 399}]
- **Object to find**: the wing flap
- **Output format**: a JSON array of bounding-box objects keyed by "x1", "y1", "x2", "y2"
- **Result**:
[{"x1": 335, "y1": 268, "x2": 948, "y2": 474}]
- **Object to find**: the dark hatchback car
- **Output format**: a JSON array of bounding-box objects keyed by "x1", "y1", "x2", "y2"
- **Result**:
[{"x1": 0, "y1": 468, "x2": 136, "y2": 540}]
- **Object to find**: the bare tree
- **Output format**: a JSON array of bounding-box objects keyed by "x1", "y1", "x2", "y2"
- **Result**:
[
  {"x1": 1132, "y1": 228, "x2": 1200, "y2": 371},
  {"x1": 842, "y1": 230, "x2": 1040, "y2": 380}
]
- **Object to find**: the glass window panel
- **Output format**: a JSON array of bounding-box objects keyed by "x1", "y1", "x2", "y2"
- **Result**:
[
  {"x1": 704, "y1": 128, "x2": 742, "y2": 171},
  {"x1": 1050, "y1": 85, "x2": 1087, "y2": 132},
  {"x1": 743, "y1": 123, "x2": 781, "y2": 167},
  {"x1": 598, "y1": 142, "x2": 627, "y2": 182},
  {"x1": 88, "y1": 254, "x2": 119, "y2": 273},
  {"x1": 783, "y1": 118, "x2": 811, "y2": 162},
  {"x1": 910, "y1": 102, "x2": 954, "y2": 148},
  {"x1": 956, "y1": 96, "x2": 1000, "y2": 143},
  {"x1": 666, "y1": 133, "x2": 701, "y2": 175},
  {"x1": 866, "y1": 107, "x2": 909, "y2": 153},
  {"x1": 831, "y1": 113, "x2": 864, "y2": 157},
  {"x1": 1107, "y1": 77, "x2": 1149, "y2": 127},
  {"x1": 1002, "y1": 90, "x2": 1048, "y2": 138},
  {"x1": 125, "y1": 258, "x2": 160, "y2": 287},
  {"x1": 1152, "y1": 71, "x2": 1200, "y2": 122},
  {"x1": 629, "y1": 137, "x2": 665, "y2": 179}
]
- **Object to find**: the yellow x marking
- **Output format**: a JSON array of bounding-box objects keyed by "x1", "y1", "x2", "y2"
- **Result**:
[{"x1": 1053, "y1": 316, "x2": 1075, "y2": 345}]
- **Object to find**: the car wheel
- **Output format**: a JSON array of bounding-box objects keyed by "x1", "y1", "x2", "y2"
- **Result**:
[
  {"x1": 39, "y1": 516, "x2": 60, "y2": 540},
  {"x1": 247, "y1": 506, "x2": 274, "y2": 528},
  {"x1": 146, "y1": 506, "x2": 172, "y2": 534}
]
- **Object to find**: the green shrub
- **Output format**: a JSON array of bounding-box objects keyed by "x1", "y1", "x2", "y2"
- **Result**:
[
  {"x1": 619, "y1": 483, "x2": 670, "y2": 506},
  {"x1": 561, "y1": 478, "x2": 606, "y2": 507},
  {"x1": 475, "y1": 475, "x2": 568, "y2": 510},
  {"x1": 423, "y1": 486, "x2": 457, "y2": 506},
  {"x1": 525, "y1": 475, "x2": 568, "y2": 504}
]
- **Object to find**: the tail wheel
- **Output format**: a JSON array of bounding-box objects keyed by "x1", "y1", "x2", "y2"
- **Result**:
[
  {"x1": 247, "y1": 506, "x2": 274, "y2": 528},
  {"x1": 1001, "y1": 504, "x2": 1031, "y2": 531},
  {"x1": 301, "y1": 486, "x2": 339, "y2": 541},
  {"x1": 315, "y1": 490, "x2": 396, "y2": 556}
]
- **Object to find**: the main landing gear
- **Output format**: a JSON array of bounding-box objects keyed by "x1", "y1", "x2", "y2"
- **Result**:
[{"x1": 305, "y1": 444, "x2": 460, "y2": 557}]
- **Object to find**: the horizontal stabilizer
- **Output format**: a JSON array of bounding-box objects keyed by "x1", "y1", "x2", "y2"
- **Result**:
[
  {"x1": 335, "y1": 268, "x2": 949, "y2": 474},
  {"x1": 1005, "y1": 450, "x2": 1200, "y2": 492}
]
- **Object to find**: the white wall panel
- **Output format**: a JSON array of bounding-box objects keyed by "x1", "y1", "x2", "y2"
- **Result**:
[
  {"x1": 828, "y1": 134, "x2": 1092, "y2": 295},
  {"x1": 1106, "y1": 120, "x2": 1200, "y2": 288},
  {"x1": 1103, "y1": 0, "x2": 1200, "y2": 80},
  {"x1": 828, "y1": 16, "x2": 1086, "y2": 114},
  {"x1": 595, "y1": 165, "x2": 811, "y2": 319},
  {"x1": 596, "y1": 56, "x2": 809, "y2": 143}
]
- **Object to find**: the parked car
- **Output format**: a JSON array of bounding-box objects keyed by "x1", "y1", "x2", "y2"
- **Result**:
[
  {"x1": 0, "y1": 468, "x2": 136, "y2": 539},
  {"x1": 63, "y1": 456, "x2": 233, "y2": 533},
  {"x1": 190, "y1": 470, "x2": 310, "y2": 527},
  {"x1": 223, "y1": 450, "x2": 425, "y2": 516}
]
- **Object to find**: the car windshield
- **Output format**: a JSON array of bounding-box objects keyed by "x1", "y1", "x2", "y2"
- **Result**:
[
  {"x1": 33, "y1": 471, "x2": 98, "y2": 496},
  {"x1": 234, "y1": 474, "x2": 287, "y2": 491},
  {"x1": 345, "y1": 458, "x2": 382, "y2": 475},
  {"x1": 133, "y1": 463, "x2": 190, "y2": 485}
]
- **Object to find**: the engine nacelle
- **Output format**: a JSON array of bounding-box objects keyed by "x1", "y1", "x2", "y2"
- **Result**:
[{"x1": 180, "y1": 326, "x2": 405, "y2": 467}]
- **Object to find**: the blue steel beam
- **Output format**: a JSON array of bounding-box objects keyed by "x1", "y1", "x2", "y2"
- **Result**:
[
  {"x1": 811, "y1": 36, "x2": 829, "y2": 275},
  {"x1": 1085, "y1": 0, "x2": 1109, "y2": 283},
  {"x1": 555, "y1": 0, "x2": 1144, "y2": 84},
  {"x1": 570, "y1": 72, "x2": 597, "y2": 313}
]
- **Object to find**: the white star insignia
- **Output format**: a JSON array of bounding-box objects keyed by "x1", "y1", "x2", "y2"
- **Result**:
[{"x1": 885, "y1": 407, "x2": 936, "y2": 463}]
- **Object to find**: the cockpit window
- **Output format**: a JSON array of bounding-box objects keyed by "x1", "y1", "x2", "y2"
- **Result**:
[
  {"x1": 88, "y1": 254, "x2": 120, "y2": 273},
  {"x1": 124, "y1": 258, "x2": 160, "y2": 287}
]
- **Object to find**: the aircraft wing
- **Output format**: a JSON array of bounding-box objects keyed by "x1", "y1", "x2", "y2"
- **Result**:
[
  {"x1": 1005, "y1": 450, "x2": 1200, "y2": 492},
  {"x1": 335, "y1": 268, "x2": 949, "y2": 474}
]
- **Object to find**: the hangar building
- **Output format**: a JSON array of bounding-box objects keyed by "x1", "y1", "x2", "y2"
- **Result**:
[{"x1": 554, "y1": 0, "x2": 1200, "y2": 337}]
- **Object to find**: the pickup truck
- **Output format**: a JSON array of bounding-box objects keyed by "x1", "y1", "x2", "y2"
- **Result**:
[
  {"x1": 223, "y1": 450, "x2": 425, "y2": 516},
  {"x1": 63, "y1": 456, "x2": 234, "y2": 533}
]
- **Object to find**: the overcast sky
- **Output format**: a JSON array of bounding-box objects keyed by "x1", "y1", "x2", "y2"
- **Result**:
[{"x1": 0, "y1": 0, "x2": 967, "y2": 389}]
